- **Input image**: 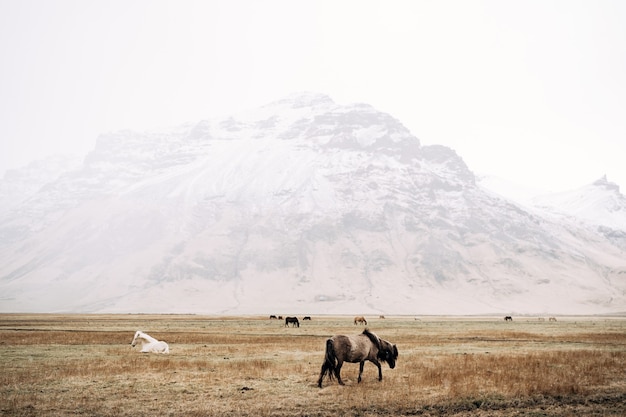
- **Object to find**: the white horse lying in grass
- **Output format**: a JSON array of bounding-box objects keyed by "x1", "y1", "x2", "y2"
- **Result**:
[{"x1": 130, "y1": 330, "x2": 169, "y2": 354}]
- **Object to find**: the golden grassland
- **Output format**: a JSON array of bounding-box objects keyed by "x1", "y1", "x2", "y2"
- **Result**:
[{"x1": 1, "y1": 314, "x2": 625, "y2": 416}]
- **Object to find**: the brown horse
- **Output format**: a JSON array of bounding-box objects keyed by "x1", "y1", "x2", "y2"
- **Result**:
[
  {"x1": 354, "y1": 316, "x2": 367, "y2": 325},
  {"x1": 317, "y1": 329, "x2": 398, "y2": 387}
]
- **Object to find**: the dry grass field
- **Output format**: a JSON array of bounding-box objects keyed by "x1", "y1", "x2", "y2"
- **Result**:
[{"x1": 1, "y1": 314, "x2": 625, "y2": 416}]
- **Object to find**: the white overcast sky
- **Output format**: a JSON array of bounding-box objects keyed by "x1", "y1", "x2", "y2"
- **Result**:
[{"x1": 1, "y1": 0, "x2": 625, "y2": 193}]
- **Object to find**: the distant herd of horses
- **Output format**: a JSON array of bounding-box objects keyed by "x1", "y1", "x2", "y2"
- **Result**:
[
  {"x1": 269, "y1": 315, "x2": 376, "y2": 327},
  {"x1": 504, "y1": 316, "x2": 557, "y2": 322},
  {"x1": 131, "y1": 314, "x2": 559, "y2": 388},
  {"x1": 269, "y1": 315, "x2": 312, "y2": 327}
]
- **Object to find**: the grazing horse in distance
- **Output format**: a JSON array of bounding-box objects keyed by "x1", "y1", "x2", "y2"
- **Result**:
[
  {"x1": 303, "y1": 316, "x2": 312, "y2": 321},
  {"x1": 130, "y1": 331, "x2": 169, "y2": 354},
  {"x1": 269, "y1": 315, "x2": 278, "y2": 319},
  {"x1": 549, "y1": 317, "x2": 557, "y2": 322},
  {"x1": 504, "y1": 316, "x2": 513, "y2": 321},
  {"x1": 354, "y1": 316, "x2": 367, "y2": 325},
  {"x1": 285, "y1": 316, "x2": 299, "y2": 327},
  {"x1": 318, "y1": 329, "x2": 398, "y2": 387}
]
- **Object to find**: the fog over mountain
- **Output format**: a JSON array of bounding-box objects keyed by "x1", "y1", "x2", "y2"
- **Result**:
[{"x1": 1, "y1": 93, "x2": 624, "y2": 315}]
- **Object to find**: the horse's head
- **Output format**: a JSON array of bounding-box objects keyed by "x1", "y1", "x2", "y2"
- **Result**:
[
  {"x1": 378, "y1": 339, "x2": 399, "y2": 369},
  {"x1": 130, "y1": 331, "x2": 143, "y2": 347}
]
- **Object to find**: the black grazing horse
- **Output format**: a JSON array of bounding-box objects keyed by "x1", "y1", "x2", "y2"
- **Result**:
[
  {"x1": 285, "y1": 316, "x2": 299, "y2": 327},
  {"x1": 318, "y1": 329, "x2": 398, "y2": 387},
  {"x1": 504, "y1": 316, "x2": 513, "y2": 321}
]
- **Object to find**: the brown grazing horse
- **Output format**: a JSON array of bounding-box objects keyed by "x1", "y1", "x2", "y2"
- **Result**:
[
  {"x1": 354, "y1": 316, "x2": 367, "y2": 325},
  {"x1": 318, "y1": 329, "x2": 398, "y2": 387}
]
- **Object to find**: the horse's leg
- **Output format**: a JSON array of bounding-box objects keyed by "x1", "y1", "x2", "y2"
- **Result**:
[
  {"x1": 368, "y1": 359, "x2": 383, "y2": 381},
  {"x1": 335, "y1": 360, "x2": 345, "y2": 385},
  {"x1": 318, "y1": 362, "x2": 328, "y2": 388},
  {"x1": 358, "y1": 361, "x2": 365, "y2": 383}
]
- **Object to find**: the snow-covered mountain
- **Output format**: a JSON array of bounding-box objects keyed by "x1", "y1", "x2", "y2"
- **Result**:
[
  {"x1": 1, "y1": 93, "x2": 625, "y2": 315},
  {"x1": 0, "y1": 155, "x2": 82, "y2": 217},
  {"x1": 478, "y1": 174, "x2": 626, "y2": 253},
  {"x1": 530, "y1": 176, "x2": 626, "y2": 231}
]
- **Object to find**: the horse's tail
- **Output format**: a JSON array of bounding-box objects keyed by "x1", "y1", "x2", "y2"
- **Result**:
[{"x1": 318, "y1": 339, "x2": 336, "y2": 387}]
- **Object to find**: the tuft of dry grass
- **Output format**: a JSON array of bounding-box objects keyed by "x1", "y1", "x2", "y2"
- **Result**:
[
  {"x1": 408, "y1": 350, "x2": 624, "y2": 398},
  {"x1": 1, "y1": 314, "x2": 625, "y2": 416}
]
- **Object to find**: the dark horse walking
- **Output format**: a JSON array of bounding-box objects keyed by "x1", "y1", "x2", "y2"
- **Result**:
[{"x1": 318, "y1": 329, "x2": 398, "y2": 387}]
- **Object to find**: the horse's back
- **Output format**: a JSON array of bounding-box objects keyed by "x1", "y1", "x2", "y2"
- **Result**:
[
  {"x1": 331, "y1": 333, "x2": 374, "y2": 363},
  {"x1": 142, "y1": 341, "x2": 169, "y2": 354}
]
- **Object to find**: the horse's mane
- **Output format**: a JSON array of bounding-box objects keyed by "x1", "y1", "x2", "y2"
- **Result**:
[{"x1": 361, "y1": 328, "x2": 381, "y2": 350}]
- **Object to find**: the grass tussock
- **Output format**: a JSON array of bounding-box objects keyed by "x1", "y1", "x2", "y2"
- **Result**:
[{"x1": 1, "y1": 314, "x2": 625, "y2": 416}]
